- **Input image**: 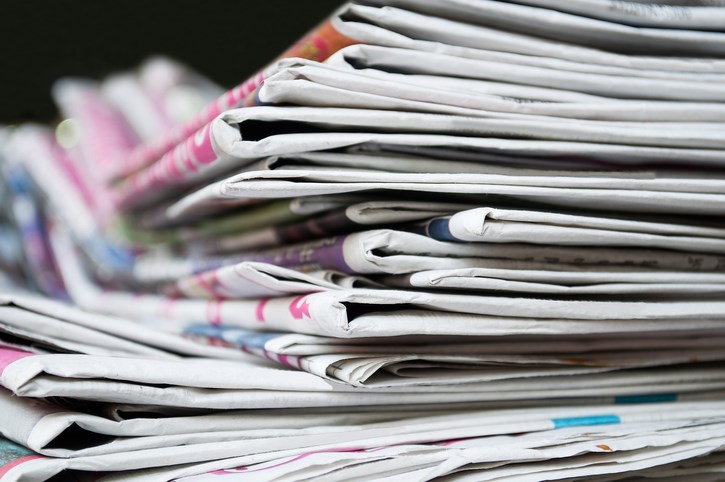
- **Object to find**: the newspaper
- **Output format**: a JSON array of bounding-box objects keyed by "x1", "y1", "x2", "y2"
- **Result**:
[
  {"x1": 163, "y1": 148, "x2": 709, "y2": 221},
  {"x1": 140, "y1": 244, "x2": 725, "y2": 299},
  {"x1": 166, "y1": 425, "x2": 725, "y2": 482},
  {"x1": 169, "y1": 167, "x2": 725, "y2": 220},
  {"x1": 133, "y1": 228, "x2": 725, "y2": 285},
  {"x1": 503, "y1": 0, "x2": 725, "y2": 30},
  {"x1": 10, "y1": 342, "x2": 722, "y2": 408},
  {"x1": 183, "y1": 325, "x2": 725, "y2": 387},
  {"x1": 5, "y1": 400, "x2": 725, "y2": 478},
  {"x1": 113, "y1": 105, "x2": 725, "y2": 210},
  {"x1": 332, "y1": 3, "x2": 725, "y2": 72},
  {"x1": 60, "y1": 276, "x2": 725, "y2": 338},
  {"x1": 420, "y1": 207, "x2": 725, "y2": 254},
  {"x1": 205, "y1": 104, "x2": 725, "y2": 166},
  {"x1": 0, "y1": 344, "x2": 345, "y2": 394},
  {"x1": 328, "y1": 9, "x2": 725, "y2": 82},
  {"x1": 325, "y1": 43, "x2": 725, "y2": 101},
  {"x1": 385, "y1": 267, "x2": 725, "y2": 295},
  {"x1": 94, "y1": 402, "x2": 725, "y2": 481},
  {"x1": 356, "y1": 0, "x2": 725, "y2": 55},
  {"x1": 256, "y1": 57, "x2": 725, "y2": 121}
]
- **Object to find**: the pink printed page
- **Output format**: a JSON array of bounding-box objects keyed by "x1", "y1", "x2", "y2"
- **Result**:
[{"x1": 0, "y1": 347, "x2": 33, "y2": 377}]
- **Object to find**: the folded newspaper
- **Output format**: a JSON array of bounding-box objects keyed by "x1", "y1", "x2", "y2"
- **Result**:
[{"x1": 2, "y1": 1, "x2": 725, "y2": 480}]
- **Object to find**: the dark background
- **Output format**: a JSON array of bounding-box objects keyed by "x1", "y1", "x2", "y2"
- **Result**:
[{"x1": 0, "y1": 0, "x2": 342, "y2": 123}]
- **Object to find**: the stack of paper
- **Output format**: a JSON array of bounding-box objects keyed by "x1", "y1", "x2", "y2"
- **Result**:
[{"x1": 1, "y1": 1, "x2": 725, "y2": 480}]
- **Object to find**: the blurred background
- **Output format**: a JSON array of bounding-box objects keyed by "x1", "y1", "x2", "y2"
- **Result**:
[{"x1": 0, "y1": 0, "x2": 342, "y2": 123}]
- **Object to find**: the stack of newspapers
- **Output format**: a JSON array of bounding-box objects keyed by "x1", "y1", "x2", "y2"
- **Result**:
[{"x1": 2, "y1": 1, "x2": 725, "y2": 480}]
